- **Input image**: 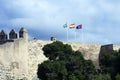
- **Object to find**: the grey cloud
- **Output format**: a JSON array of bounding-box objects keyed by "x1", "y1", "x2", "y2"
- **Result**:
[{"x1": 0, "y1": 0, "x2": 120, "y2": 44}]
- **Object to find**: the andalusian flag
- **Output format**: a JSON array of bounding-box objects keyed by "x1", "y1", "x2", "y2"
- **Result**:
[
  {"x1": 69, "y1": 24, "x2": 75, "y2": 29},
  {"x1": 76, "y1": 24, "x2": 82, "y2": 29},
  {"x1": 63, "y1": 23, "x2": 67, "y2": 28}
]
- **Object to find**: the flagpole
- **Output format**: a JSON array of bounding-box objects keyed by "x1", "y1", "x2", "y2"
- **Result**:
[
  {"x1": 74, "y1": 29, "x2": 75, "y2": 42},
  {"x1": 81, "y1": 26, "x2": 83, "y2": 43},
  {"x1": 81, "y1": 27, "x2": 83, "y2": 42},
  {"x1": 76, "y1": 24, "x2": 82, "y2": 42},
  {"x1": 75, "y1": 29, "x2": 77, "y2": 42},
  {"x1": 67, "y1": 27, "x2": 68, "y2": 42},
  {"x1": 82, "y1": 26, "x2": 83, "y2": 43},
  {"x1": 67, "y1": 23, "x2": 68, "y2": 42}
]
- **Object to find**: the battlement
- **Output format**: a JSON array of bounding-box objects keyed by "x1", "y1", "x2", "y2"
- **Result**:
[
  {"x1": 0, "y1": 27, "x2": 120, "y2": 79},
  {"x1": 0, "y1": 27, "x2": 28, "y2": 44},
  {"x1": 0, "y1": 27, "x2": 28, "y2": 79}
]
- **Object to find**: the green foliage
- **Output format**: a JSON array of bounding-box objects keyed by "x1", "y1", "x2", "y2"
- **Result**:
[
  {"x1": 38, "y1": 41, "x2": 120, "y2": 80},
  {"x1": 94, "y1": 74, "x2": 111, "y2": 80},
  {"x1": 100, "y1": 49, "x2": 120, "y2": 80},
  {"x1": 68, "y1": 74, "x2": 79, "y2": 80},
  {"x1": 115, "y1": 74, "x2": 120, "y2": 80},
  {"x1": 42, "y1": 41, "x2": 73, "y2": 60},
  {"x1": 37, "y1": 61, "x2": 67, "y2": 80},
  {"x1": 38, "y1": 41, "x2": 96, "y2": 80}
]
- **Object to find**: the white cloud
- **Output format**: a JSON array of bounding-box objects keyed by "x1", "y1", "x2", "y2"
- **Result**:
[{"x1": 0, "y1": 0, "x2": 120, "y2": 44}]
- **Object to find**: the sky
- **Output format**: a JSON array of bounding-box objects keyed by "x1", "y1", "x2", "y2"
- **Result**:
[{"x1": 0, "y1": 0, "x2": 120, "y2": 45}]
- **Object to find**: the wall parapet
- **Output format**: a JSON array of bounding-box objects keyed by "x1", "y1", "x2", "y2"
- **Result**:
[{"x1": 0, "y1": 27, "x2": 27, "y2": 44}]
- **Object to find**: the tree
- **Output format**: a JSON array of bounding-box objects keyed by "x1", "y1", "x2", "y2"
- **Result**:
[
  {"x1": 68, "y1": 74, "x2": 78, "y2": 80},
  {"x1": 94, "y1": 74, "x2": 111, "y2": 80},
  {"x1": 42, "y1": 41, "x2": 73, "y2": 60},
  {"x1": 115, "y1": 74, "x2": 120, "y2": 80},
  {"x1": 99, "y1": 49, "x2": 120, "y2": 80},
  {"x1": 38, "y1": 41, "x2": 96, "y2": 80},
  {"x1": 37, "y1": 61, "x2": 67, "y2": 80}
]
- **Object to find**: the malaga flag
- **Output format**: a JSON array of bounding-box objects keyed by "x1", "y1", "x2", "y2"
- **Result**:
[
  {"x1": 69, "y1": 24, "x2": 75, "y2": 29},
  {"x1": 76, "y1": 24, "x2": 82, "y2": 29}
]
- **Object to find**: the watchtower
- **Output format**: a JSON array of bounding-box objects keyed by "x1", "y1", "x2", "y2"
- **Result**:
[
  {"x1": 0, "y1": 30, "x2": 8, "y2": 42},
  {"x1": 99, "y1": 44, "x2": 113, "y2": 68},
  {"x1": 9, "y1": 29, "x2": 18, "y2": 40},
  {"x1": 19, "y1": 27, "x2": 28, "y2": 40},
  {"x1": 51, "y1": 36, "x2": 56, "y2": 41}
]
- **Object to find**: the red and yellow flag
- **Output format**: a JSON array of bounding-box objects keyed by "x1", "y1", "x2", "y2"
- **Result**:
[{"x1": 69, "y1": 24, "x2": 75, "y2": 29}]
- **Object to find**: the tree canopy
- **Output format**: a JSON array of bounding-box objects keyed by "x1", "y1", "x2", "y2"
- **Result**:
[
  {"x1": 37, "y1": 41, "x2": 96, "y2": 80},
  {"x1": 99, "y1": 49, "x2": 120, "y2": 80},
  {"x1": 37, "y1": 41, "x2": 120, "y2": 80}
]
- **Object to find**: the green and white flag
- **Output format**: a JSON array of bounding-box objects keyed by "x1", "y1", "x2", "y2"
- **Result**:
[{"x1": 63, "y1": 23, "x2": 67, "y2": 28}]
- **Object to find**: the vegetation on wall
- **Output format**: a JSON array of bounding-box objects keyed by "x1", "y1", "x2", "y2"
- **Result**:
[{"x1": 37, "y1": 41, "x2": 120, "y2": 80}]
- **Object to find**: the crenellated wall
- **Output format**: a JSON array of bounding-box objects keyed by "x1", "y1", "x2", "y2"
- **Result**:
[
  {"x1": 0, "y1": 28, "x2": 120, "y2": 80},
  {"x1": 0, "y1": 28, "x2": 28, "y2": 80}
]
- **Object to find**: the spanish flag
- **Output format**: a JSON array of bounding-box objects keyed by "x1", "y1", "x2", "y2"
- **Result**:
[{"x1": 69, "y1": 24, "x2": 75, "y2": 29}]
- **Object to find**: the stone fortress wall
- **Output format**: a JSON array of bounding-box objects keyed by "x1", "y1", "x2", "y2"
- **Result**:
[
  {"x1": 28, "y1": 40, "x2": 120, "y2": 80},
  {"x1": 0, "y1": 28, "x2": 120, "y2": 80},
  {"x1": 0, "y1": 28, "x2": 28, "y2": 80}
]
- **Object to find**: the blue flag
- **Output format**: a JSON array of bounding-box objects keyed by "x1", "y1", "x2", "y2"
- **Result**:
[{"x1": 76, "y1": 24, "x2": 82, "y2": 29}]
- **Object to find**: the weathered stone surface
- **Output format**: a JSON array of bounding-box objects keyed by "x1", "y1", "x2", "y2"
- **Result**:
[
  {"x1": 0, "y1": 38, "x2": 120, "y2": 80},
  {"x1": 28, "y1": 40, "x2": 120, "y2": 80},
  {"x1": 0, "y1": 28, "x2": 28, "y2": 80}
]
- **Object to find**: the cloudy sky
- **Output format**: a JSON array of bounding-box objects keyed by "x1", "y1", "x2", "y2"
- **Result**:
[{"x1": 0, "y1": 0, "x2": 120, "y2": 44}]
